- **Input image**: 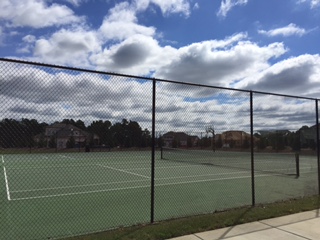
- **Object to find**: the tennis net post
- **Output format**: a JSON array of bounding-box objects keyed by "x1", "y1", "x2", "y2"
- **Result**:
[{"x1": 295, "y1": 152, "x2": 300, "y2": 177}]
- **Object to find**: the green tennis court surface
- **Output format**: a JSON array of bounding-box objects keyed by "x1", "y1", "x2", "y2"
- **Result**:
[{"x1": 1, "y1": 150, "x2": 318, "y2": 239}]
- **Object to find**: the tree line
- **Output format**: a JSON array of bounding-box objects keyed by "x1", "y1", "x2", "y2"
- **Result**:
[
  {"x1": 254, "y1": 127, "x2": 315, "y2": 152},
  {"x1": 0, "y1": 118, "x2": 317, "y2": 151},
  {"x1": 0, "y1": 118, "x2": 152, "y2": 149}
]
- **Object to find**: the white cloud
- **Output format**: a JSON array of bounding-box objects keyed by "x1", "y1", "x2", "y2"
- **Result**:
[
  {"x1": 298, "y1": 0, "x2": 320, "y2": 8},
  {"x1": 93, "y1": 32, "x2": 280, "y2": 82},
  {"x1": 99, "y1": 2, "x2": 156, "y2": 42},
  {"x1": 22, "y1": 1, "x2": 191, "y2": 71},
  {"x1": 311, "y1": 0, "x2": 320, "y2": 7},
  {"x1": 3, "y1": 0, "x2": 317, "y2": 102},
  {"x1": 22, "y1": 35, "x2": 36, "y2": 43},
  {"x1": 154, "y1": 34, "x2": 287, "y2": 87},
  {"x1": 0, "y1": 0, "x2": 84, "y2": 28},
  {"x1": 27, "y1": 25, "x2": 292, "y2": 95},
  {"x1": 134, "y1": 0, "x2": 191, "y2": 16},
  {"x1": 251, "y1": 95, "x2": 315, "y2": 131},
  {"x1": 1, "y1": 59, "x2": 317, "y2": 133},
  {"x1": 99, "y1": 0, "x2": 190, "y2": 42},
  {"x1": 0, "y1": 63, "x2": 155, "y2": 128},
  {"x1": 65, "y1": 0, "x2": 83, "y2": 7},
  {"x1": 33, "y1": 28, "x2": 101, "y2": 66},
  {"x1": 235, "y1": 54, "x2": 320, "y2": 97},
  {"x1": 1, "y1": 0, "x2": 319, "y2": 135},
  {"x1": 149, "y1": 0, "x2": 191, "y2": 16},
  {"x1": 91, "y1": 34, "x2": 176, "y2": 75},
  {"x1": 217, "y1": 0, "x2": 248, "y2": 18},
  {"x1": 0, "y1": 26, "x2": 4, "y2": 45},
  {"x1": 16, "y1": 35, "x2": 37, "y2": 53},
  {"x1": 258, "y1": 23, "x2": 307, "y2": 37}
]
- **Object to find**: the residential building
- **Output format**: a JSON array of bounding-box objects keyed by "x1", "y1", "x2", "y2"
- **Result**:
[
  {"x1": 35, "y1": 123, "x2": 99, "y2": 149},
  {"x1": 219, "y1": 130, "x2": 256, "y2": 148},
  {"x1": 300, "y1": 125, "x2": 319, "y2": 147},
  {"x1": 162, "y1": 131, "x2": 199, "y2": 147}
]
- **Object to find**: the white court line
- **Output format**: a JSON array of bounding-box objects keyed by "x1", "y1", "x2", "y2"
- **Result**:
[
  {"x1": 7, "y1": 157, "x2": 309, "y2": 201},
  {"x1": 2, "y1": 155, "x2": 11, "y2": 200},
  {"x1": 11, "y1": 178, "x2": 150, "y2": 193},
  {"x1": 3, "y1": 165, "x2": 11, "y2": 200},
  {"x1": 123, "y1": 164, "x2": 209, "y2": 171},
  {"x1": 11, "y1": 170, "x2": 252, "y2": 193},
  {"x1": 8, "y1": 163, "x2": 95, "y2": 170},
  {"x1": 10, "y1": 172, "x2": 283, "y2": 201},
  {"x1": 13, "y1": 164, "x2": 304, "y2": 194},
  {"x1": 96, "y1": 164, "x2": 150, "y2": 179},
  {"x1": 11, "y1": 184, "x2": 153, "y2": 201}
]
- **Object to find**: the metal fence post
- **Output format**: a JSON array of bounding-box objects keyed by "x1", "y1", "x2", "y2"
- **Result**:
[
  {"x1": 316, "y1": 100, "x2": 320, "y2": 195},
  {"x1": 150, "y1": 79, "x2": 156, "y2": 223},
  {"x1": 250, "y1": 91, "x2": 255, "y2": 206}
]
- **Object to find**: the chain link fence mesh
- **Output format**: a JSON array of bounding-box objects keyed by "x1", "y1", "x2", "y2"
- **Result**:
[
  {"x1": 252, "y1": 93, "x2": 318, "y2": 204},
  {"x1": 0, "y1": 58, "x2": 319, "y2": 239},
  {"x1": 0, "y1": 60, "x2": 153, "y2": 239},
  {"x1": 154, "y1": 83, "x2": 252, "y2": 221}
]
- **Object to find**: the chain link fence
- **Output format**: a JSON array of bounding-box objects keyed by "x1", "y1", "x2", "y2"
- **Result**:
[{"x1": 1, "y1": 58, "x2": 319, "y2": 239}]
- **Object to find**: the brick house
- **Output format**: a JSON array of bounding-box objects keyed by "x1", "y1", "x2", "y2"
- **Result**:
[
  {"x1": 219, "y1": 130, "x2": 257, "y2": 148},
  {"x1": 162, "y1": 131, "x2": 199, "y2": 147},
  {"x1": 35, "y1": 123, "x2": 99, "y2": 149}
]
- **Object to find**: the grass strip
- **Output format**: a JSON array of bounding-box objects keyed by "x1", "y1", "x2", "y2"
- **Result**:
[{"x1": 64, "y1": 195, "x2": 320, "y2": 240}]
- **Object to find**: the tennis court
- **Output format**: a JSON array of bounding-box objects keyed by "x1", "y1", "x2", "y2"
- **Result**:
[{"x1": 1, "y1": 150, "x2": 318, "y2": 239}]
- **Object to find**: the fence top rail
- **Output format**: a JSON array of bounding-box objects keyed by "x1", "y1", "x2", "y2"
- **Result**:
[{"x1": 0, "y1": 57, "x2": 318, "y2": 101}]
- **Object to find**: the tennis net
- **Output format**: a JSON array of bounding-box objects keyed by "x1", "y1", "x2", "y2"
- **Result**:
[{"x1": 160, "y1": 147, "x2": 299, "y2": 177}]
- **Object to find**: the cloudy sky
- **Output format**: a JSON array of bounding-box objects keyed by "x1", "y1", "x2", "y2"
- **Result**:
[{"x1": 1, "y1": 0, "x2": 320, "y2": 132}]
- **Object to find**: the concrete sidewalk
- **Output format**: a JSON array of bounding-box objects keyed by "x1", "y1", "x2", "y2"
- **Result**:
[{"x1": 168, "y1": 209, "x2": 320, "y2": 240}]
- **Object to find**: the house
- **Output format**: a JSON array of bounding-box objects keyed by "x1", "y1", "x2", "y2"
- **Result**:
[
  {"x1": 300, "y1": 125, "x2": 319, "y2": 147},
  {"x1": 162, "y1": 131, "x2": 199, "y2": 148},
  {"x1": 35, "y1": 123, "x2": 99, "y2": 149},
  {"x1": 256, "y1": 130, "x2": 291, "y2": 137},
  {"x1": 162, "y1": 130, "x2": 256, "y2": 149},
  {"x1": 219, "y1": 130, "x2": 257, "y2": 148}
]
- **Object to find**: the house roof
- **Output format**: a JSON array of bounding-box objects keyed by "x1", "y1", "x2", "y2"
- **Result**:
[
  {"x1": 46, "y1": 124, "x2": 88, "y2": 137},
  {"x1": 163, "y1": 131, "x2": 189, "y2": 140},
  {"x1": 48, "y1": 123, "x2": 67, "y2": 128}
]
